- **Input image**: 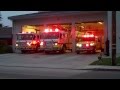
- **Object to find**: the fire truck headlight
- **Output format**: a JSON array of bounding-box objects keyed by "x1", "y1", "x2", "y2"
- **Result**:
[
  {"x1": 76, "y1": 43, "x2": 82, "y2": 47},
  {"x1": 90, "y1": 43, "x2": 94, "y2": 46},
  {"x1": 27, "y1": 42, "x2": 31, "y2": 46},
  {"x1": 54, "y1": 43, "x2": 58, "y2": 46},
  {"x1": 76, "y1": 43, "x2": 79, "y2": 47},
  {"x1": 40, "y1": 42, "x2": 44, "y2": 46},
  {"x1": 79, "y1": 44, "x2": 82, "y2": 47},
  {"x1": 16, "y1": 44, "x2": 18, "y2": 47}
]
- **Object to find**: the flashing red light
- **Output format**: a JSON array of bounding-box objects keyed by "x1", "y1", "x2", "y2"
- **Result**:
[
  {"x1": 86, "y1": 44, "x2": 89, "y2": 47},
  {"x1": 32, "y1": 41, "x2": 37, "y2": 44},
  {"x1": 45, "y1": 29, "x2": 49, "y2": 33},
  {"x1": 37, "y1": 40, "x2": 40, "y2": 43},
  {"x1": 40, "y1": 42, "x2": 44, "y2": 46},
  {"x1": 55, "y1": 28, "x2": 59, "y2": 32}
]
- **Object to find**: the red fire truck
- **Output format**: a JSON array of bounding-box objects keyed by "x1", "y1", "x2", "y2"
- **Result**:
[
  {"x1": 76, "y1": 32, "x2": 97, "y2": 54},
  {"x1": 15, "y1": 32, "x2": 40, "y2": 53},
  {"x1": 39, "y1": 28, "x2": 72, "y2": 54}
]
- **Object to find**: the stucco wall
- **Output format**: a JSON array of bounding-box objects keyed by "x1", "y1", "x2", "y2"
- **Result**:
[
  {"x1": 116, "y1": 11, "x2": 120, "y2": 56},
  {"x1": 107, "y1": 11, "x2": 120, "y2": 56}
]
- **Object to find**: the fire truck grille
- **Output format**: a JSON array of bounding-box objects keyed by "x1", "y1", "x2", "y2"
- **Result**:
[
  {"x1": 82, "y1": 44, "x2": 87, "y2": 48},
  {"x1": 18, "y1": 42, "x2": 27, "y2": 47},
  {"x1": 45, "y1": 41, "x2": 53, "y2": 47}
]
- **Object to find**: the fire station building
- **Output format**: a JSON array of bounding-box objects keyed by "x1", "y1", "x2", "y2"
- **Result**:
[{"x1": 8, "y1": 11, "x2": 120, "y2": 56}]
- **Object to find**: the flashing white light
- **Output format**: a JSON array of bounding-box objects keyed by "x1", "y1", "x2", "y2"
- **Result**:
[
  {"x1": 79, "y1": 44, "x2": 82, "y2": 47},
  {"x1": 90, "y1": 43, "x2": 95, "y2": 46},
  {"x1": 27, "y1": 42, "x2": 31, "y2": 46},
  {"x1": 50, "y1": 29, "x2": 52, "y2": 32},
  {"x1": 45, "y1": 29, "x2": 49, "y2": 33},
  {"x1": 55, "y1": 28, "x2": 59, "y2": 32},
  {"x1": 76, "y1": 43, "x2": 82, "y2": 47},
  {"x1": 40, "y1": 42, "x2": 43, "y2": 45},
  {"x1": 16, "y1": 44, "x2": 18, "y2": 47},
  {"x1": 83, "y1": 35, "x2": 87, "y2": 37},
  {"x1": 55, "y1": 43, "x2": 58, "y2": 46},
  {"x1": 86, "y1": 44, "x2": 89, "y2": 47},
  {"x1": 90, "y1": 34, "x2": 94, "y2": 37}
]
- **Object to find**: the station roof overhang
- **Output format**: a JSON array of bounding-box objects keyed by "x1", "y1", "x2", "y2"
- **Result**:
[{"x1": 8, "y1": 11, "x2": 107, "y2": 21}]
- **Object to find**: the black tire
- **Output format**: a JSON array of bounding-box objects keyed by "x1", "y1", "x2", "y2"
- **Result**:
[
  {"x1": 35, "y1": 47, "x2": 39, "y2": 53},
  {"x1": 45, "y1": 51, "x2": 49, "y2": 54},
  {"x1": 76, "y1": 51, "x2": 80, "y2": 54},
  {"x1": 60, "y1": 46, "x2": 66, "y2": 54},
  {"x1": 92, "y1": 49, "x2": 96, "y2": 54},
  {"x1": 21, "y1": 50, "x2": 26, "y2": 54}
]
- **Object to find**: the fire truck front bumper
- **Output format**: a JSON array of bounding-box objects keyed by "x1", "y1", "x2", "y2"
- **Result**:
[
  {"x1": 44, "y1": 47, "x2": 61, "y2": 51},
  {"x1": 16, "y1": 46, "x2": 37, "y2": 50},
  {"x1": 76, "y1": 47, "x2": 95, "y2": 52},
  {"x1": 38, "y1": 47, "x2": 45, "y2": 51}
]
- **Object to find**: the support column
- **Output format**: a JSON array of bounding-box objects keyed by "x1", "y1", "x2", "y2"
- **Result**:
[
  {"x1": 107, "y1": 11, "x2": 112, "y2": 56},
  {"x1": 12, "y1": 22, "x2": 16, "y2": 53},
  {"x1": 71, "y1": 22, "x2": 76, "y2": 53},
  {"x1": 13, "y1": 23, "x2": 22, "y2": 53},
  {"x1": 104, "y1": 13, "x2": 109, "y2": 56}
]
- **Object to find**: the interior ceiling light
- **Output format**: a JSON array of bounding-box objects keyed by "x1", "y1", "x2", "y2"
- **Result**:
[
  {"x1": 98, "y1": 22, "x2": 103, "y2": 25},
  {"x1": 81, "y1": 26, "x2": 84, "y2": 28}
]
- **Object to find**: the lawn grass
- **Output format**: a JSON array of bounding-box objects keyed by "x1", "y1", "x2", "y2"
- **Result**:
[{"x1": 90, "y1": 56, "x2": 120, "y2": 66}]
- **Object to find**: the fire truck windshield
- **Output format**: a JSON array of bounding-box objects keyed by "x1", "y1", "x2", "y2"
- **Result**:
[
  {"x1": 80, "y1": 37, "x2": 95, "y2": 41},
  {"x1": 17, "y1": 34, "x2": 35, "y2": 40},
  {"x1": 41, "y1": 32, "x2": 59, "y2": 39}
]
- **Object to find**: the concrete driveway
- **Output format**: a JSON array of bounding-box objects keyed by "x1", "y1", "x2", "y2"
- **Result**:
[{"x1": 0, "y1": 53, "x2": 98, "y2": 69}]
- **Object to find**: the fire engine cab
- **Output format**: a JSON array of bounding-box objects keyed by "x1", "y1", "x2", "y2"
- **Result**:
[
  {"x1": 15, "y1": 32, "x2": 40, "y2": 53},
  {"x1": 39, "y1": 28, "x2": 72, "y2": 54},
  {"x1": 76, "y1": 32, "x2": 96, "y2": 54}
]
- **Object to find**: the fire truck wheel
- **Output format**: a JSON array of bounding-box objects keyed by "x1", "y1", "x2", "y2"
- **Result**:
[
  {"x1": 35, "y1": 48, "x2": 39, "y2": 53},
  {"x1": 76, "y1": 51, "x2": 80, "y2": 54},
  {"x1": 45, "y1": 51, "x2": 50, "y2": 54},
  {"x1": 60, "y1": 46, "x2": 66, "y2": 54},
  {"x1": 92, "y1": 50, "x2": 96, "y2": 54},
  {"x1": 21, "y1": 50, "x2": 26, "y2": 54}
]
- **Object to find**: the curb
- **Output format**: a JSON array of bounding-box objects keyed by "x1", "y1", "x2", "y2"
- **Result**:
[
  {"x1": 81, "y1": 68, "x2": 120, "y2": 71},
  {"x1": 0, "y1": 64, "x2": 120, "y2": 71}
]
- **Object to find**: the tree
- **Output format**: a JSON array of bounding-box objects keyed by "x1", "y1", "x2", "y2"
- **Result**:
[{"x1": 0, "y1": 11, "x2": 2, "y2": 27}]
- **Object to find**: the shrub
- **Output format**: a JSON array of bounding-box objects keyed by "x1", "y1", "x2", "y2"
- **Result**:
[{"x1": 0, "y1": 45, "x2": 13, "y2": 54}]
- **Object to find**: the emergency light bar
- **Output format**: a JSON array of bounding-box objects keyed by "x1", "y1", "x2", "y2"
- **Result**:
[
  {"x1": 83, "y1": 34, "x2": 94, "y2": 38},
  {"x1": 22, "y1": 32, "x2": 35, "y2": 34},
  {"x1": 44, "y1": 28, "x2": 59, "y2": 32}
]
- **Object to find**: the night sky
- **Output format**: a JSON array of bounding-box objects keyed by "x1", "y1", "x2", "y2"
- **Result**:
[{"x1": 1, "y1": 11, "x2": 38, "y2": 27}]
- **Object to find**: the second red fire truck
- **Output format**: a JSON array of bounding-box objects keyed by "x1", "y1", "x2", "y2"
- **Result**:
[
  {"x1": 39, "y1": 28, "x2": 72, "y2": 54},
  {"x1": 76, "y1": 32, "x2": 97, "y2": 54}
]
